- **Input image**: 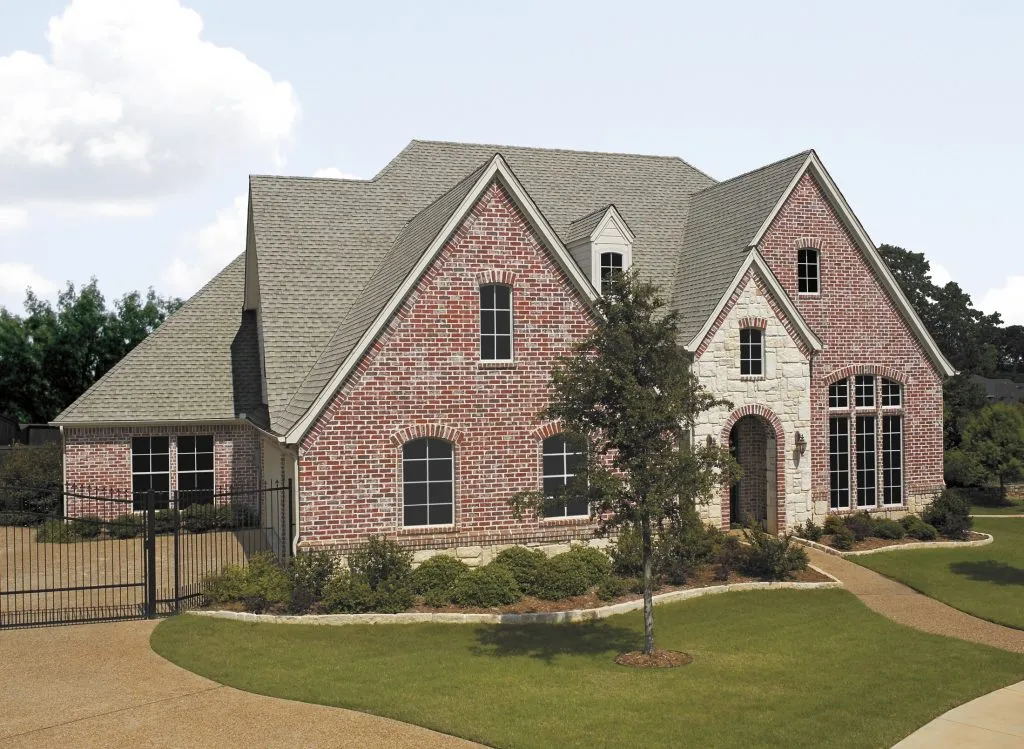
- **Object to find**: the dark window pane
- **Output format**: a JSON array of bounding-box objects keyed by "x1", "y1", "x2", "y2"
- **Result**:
[
  {"x1": 543, "y1": 454, "x2": 564, "y2": 477},
  {"x1": 428, "y1": 481, "x2": 452, "y2": 506},
  {"x1": 480, "y1": 285, "x2": 494, "y2": 308},
  {"x1": 195, "y1": 452, "x2": 213, "y2": 471},
  {"x1": 494, "y1": 285, "x2": 510, "y2": 308},
  {"x1": 404, "y1": 483, "x2": 428, "y2": 505},
  {"x1": 132, "y1": 475, "x2": 150, "y2": 494},
  {"x1": 152, "y1": 454, "x2": 169, "y2": 473},
  {"x1": 404, "y1": 460, "x2": 427, "y2": 483},
  {"x1": 178, "y1": 435, "x2": 195, "y2": 453},
  {"x1": 132, "y1": 437, "x2": 149, "y2": 454},
  {"x1": 565, "y1": 497, "x2": 589, "y2": 517},
  {"x1": 151, "y1": 437, "x2": 169, "y2": 453},
  {"x1": 195, "y1": 472, "x2": 214, "y2": 491},
  {"x1": 403, "y1": 439, "x2": 427, "y2": 460},
  {"x1": 543, "y1": 477, "x2": 566, "y2": 496},
  {"x1": 179, "y1": 454, "x2": 195, "y2": 472},
  {"x1": 429, "y1": 503, "x2": 453, "y2": 525},
  {"x1": 496, "y1": 336, "x2": 511, "y2": 360},
  {"x1": 428, "y1": 439, "x2": 452, "y2": 458},
  {"x1": 179, "y1": 473, "x2": 197, "y2": 491},
  {"x1": 132, "y1": 455, "x2": 150, "y2": 473},
  {"x1": 481, "y1": 335, "x2": 495, "y2": 360},
  {"x1": 428, "y1": 458, "x2": 452, "y2": 481},
  {"x1": 542, "y1": 436, "x2": 564, "y2": 453},
  {"x1": 565, "y1": 451, "x2": 585, "y2": 474},
  {"x1": 495, "y1": 311, "x2": 511, "y2": 334},
  {"x1": 152, "y1": 473, "x2": 170, "y2": 492},
  {"x1": 404, "y1": 505, "x2": 428, "y2": 526},
  {"x1": 481, "y1": 310, "x2": 494, "y2": 334},
  {"x1": 195, "y1": 435, "x2": 214, "y2": 452}
]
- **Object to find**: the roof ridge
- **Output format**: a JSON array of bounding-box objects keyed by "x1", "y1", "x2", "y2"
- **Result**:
[
  {"x1": 55, "y1": 254, "x2": 246, "y2": 422},
  {"x1": 568, "y1": 203, "x2": 616, "y2": 225},
  {"x1": 693, "y1": 150, "x2": 812, "y2": 196}
]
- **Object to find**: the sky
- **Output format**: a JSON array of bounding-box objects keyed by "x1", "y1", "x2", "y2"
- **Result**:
[{"x1": 1, "y1": 0, "x2": 1022, "y2": 323}]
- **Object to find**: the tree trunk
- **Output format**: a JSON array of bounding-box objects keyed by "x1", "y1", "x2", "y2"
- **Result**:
[{"x1": 641, "y1": 512, "x2": 655, "y2": 655}]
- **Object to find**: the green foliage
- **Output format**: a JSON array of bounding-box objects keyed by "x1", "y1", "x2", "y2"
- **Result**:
[
  {"x1": 203, "y1": 552, "x2": 291, "y2": 614},
  {"x1": 714, "y1": 535, "x2": 745, "y2": 580},
  {"x1": 656, "y1": 512, "x2": 723, "y2": 584},
  {"x1": 153, "y1": 509, "x2": 178, "y2": 534},
  {"x1": 563, "y1": 545, "x2": 611, "y2": 586},
  {"x1": 0, "y1": 510, "x2": 38, "y2": 526},
  {"x1": 959, "y1": 403, "x2": 1024, "y2": 490},
  {"x1": 180, "y1": 504, "x2": 223, "y2": 533},
  {"x1": 740, "y1": 525, "x2": 808, "y2": 580},
  {"x1": 830, "y1": 526, "x2": 855, "y2": 551},
  {"x1": 347, "y1": 536, "x2": 413, "y2": 590},
  {"x1": 71, "y1": 514, "x2": 103, "y2": 538},
  {"x1": 873, "y1": 519, "x2": 905, "y2": 540},
  {"x1": 609, "y1": 527, "x2": 644, "y2": 577},
  {"x1": 844, "y1": 512, "x2": 876, "y2": 542},
  {"x1": 108, "y1": 513, "x2": 144, "y2": 539},
  {"x1": 321, "y1": 572, "x2": 376, "y2": 614},
  {"x1": 944, "y1": 448, "x2": 987, "y2": 488},
  {"x1": 410, "y1": 555, "x2": 468, "y2": 602},
  {"x1": 596, "y1": 575, "x2": 630, "y2": 601},
  {"x1": 36, "y1": 518, "x2": 80, "y2": 543},
  {"x1": 794, "y1": 518, "x2": 823, "y2": 542},
  {"x1": 900, "y1": 515, "x2": 938, "y2": 541},
  {"x1": 451, "y1": 564, "x2": 522, "y2": 608},
  {"x1": 922, "y1": 490, "x2": 973, "y2": 540},
  {"x1": 822, "y1": 515, "x2": 846, "y2": 536},
  {"x1": 0, "y1": 443, "x2": 63, "y2": 517},
  {"x1": 320, "y1": 536, "x2": 414, "y2": 614},
  {"x1": 532, "y1": 553, "x2": 591, "y2": 600},
  {"x1": 288, "y1": 550, "x2": 336, "y2": 612},
  {"x1": 492, "y1": 546, "x2": 547, "y2": 595}
]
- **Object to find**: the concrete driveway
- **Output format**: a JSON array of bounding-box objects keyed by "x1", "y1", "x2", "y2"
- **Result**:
[{"x1": 0, "y1": 619, "x2": 480, "y2": 748}]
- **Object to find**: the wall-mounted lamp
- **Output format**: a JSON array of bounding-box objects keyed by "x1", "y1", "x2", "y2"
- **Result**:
[{"x1": 795, "y1": 431, "x2": 807, "y2": 456}]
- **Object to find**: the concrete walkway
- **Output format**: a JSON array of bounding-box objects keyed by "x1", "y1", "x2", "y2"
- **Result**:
[
  {"x1": 892, "y1": 681, "x2": 1024, "y2": 748},
  {"x1": 0, "y1": 619, "x2": 480, "y2": 749}
]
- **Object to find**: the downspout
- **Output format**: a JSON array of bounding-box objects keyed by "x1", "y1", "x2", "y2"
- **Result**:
[
  {"x1": 289, "y1": 446, "x2": 301, "y2": 556},
  {"x1": 59, "y1": 424, "x2": 66, "y2": 516}
]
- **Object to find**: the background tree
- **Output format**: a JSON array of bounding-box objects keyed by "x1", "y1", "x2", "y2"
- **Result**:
[
  {"x1": 0, "y1": 281, "x2": 182, "y2": 423},
  {"x1": 510, "y1": 271, "x2": 737, "y2": 657},
  {"x1": 959, "y1": 404, "x2": 1024, "y2": 494}
]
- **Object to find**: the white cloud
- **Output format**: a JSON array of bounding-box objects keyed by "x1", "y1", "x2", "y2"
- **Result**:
[
  {"x1": 982, "y1": 276, "x2": 1024, "y2": 326},
  {"x1": 0, "y1": 206, "x2": 29, "y2": 231},
  {"x1": 0, "y1": 262, "x2": 59, "y2": 310},
  {"x1": 0, "y1": 0, "x2": 300, "y2": 212},
  {"x1": 312, "y1": 167, "x2": 359, "y2": 179},
  {"x1": 930, "y1": 262, "x2": 952, "y2": 287},
  {"x1": 162, "y1": 193, "x2": 247, "y2": 297}
]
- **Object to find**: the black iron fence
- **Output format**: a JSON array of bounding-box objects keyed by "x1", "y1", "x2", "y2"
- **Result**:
[{"x1": 0, "y1": 481, "x2": 292, "y2": 628}]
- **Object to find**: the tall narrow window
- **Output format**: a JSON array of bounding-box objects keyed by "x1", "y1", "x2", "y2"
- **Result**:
[
  {"x1": 600, "y1": 252, "x2": 624, "y2": 295},
  {"x1": 797, "y1": 248, "x2": 819, "y2": 294},
  {"x1": 402, "y1": 438, "x2": 453, "y2": 527},
  {"x1": 739, "y1": 328, "x2": 764, "y2": 376},
  {"x1": 131, "y1": 436, "x2": 170, "y2": 511},
  {"x1": 542, "y1": 434, "x2": 587, "y2": 518},
  {"x1": 480, "y1": 285, "x2": 512, "y2": 361},
  {"x1": 855, "y1": 415, "x2": 877, "y2": 507},
  {"x1": 881, "y1": 378, "x2": 902, "y2": 407},
  {"x1": 177, "y1": 435, "x2": 214, "y2": 507},
  {"x1": 854, "y1": 375, "x2": 875, "y2": 408},
  {"x1": 829, "y1": 417, "x2": 850, "y2": 510},
  {"x1": 882, "y1": 415, "x2": 903, "y2": 505}
]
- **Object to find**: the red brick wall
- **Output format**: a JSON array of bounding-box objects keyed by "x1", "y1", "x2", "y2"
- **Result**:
[
  {"x1": 757, "y1": 173, "x2": 944, "y2": 508},
  {"x1": 298, "y1": 182, "x2": 598, "y2": 551},
  {"x1": 64, "y1": 423, "x2": 261, "y2": 516}
]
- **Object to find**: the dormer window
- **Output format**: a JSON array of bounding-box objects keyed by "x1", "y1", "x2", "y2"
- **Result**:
[{"x1": 600, "y1": 252, "x2": 624, "y2": 295}]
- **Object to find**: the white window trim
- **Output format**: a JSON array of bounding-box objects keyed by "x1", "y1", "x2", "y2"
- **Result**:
[
  {"x1": 739, "y1": 327, "x2": 765, "y2": 378},
  {"x1": 540, "y1": 435, "x2": 589, "y2": 520},
  {"x1": 400, "y1": 439, "x2": 456, "y2": 529},
  {"x1": 797, "y1": 247, "x2": 821, "y2": 296},
  {"x1": 478, "y1": 284, "x2": 514, "y2": 364}
]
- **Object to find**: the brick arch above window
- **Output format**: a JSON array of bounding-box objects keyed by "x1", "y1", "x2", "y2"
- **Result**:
[
  {"x1": 389, "y1": 423, "x2": 466, "y2": 447},
  {"x1": 738, "y1": 317, "x2": 768, "y2": 330},
  {"x1": 823, "y1": 365, "x2": 909, "y2": 387},
  {"x1": 475, "y1": 269, "x2": 517, "y2": 287},
  {"x1": 792, "y1": 237, "x2": 823, "y2": 250},
  {"x1": 530, "y1": 421, "x2": 564, "y2": 441}
]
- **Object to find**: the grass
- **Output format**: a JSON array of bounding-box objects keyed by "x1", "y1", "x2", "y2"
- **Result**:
[
  {"x1": 952, "y1": 487, "x2": 1024, "y2": 515},
  {"x1": 151, "y1": 589, "x2": 1024, "y2": 749},
  {"x1": 855, "y1": 518, "x2": 1024, "y2": 629}
]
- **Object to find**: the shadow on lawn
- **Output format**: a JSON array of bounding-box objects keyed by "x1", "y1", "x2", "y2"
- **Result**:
[
  {"x1": 949, "y1": 560, "x2": 1024, "y2": 586},
  {"x1": 471, "y1": 620, "x2": 639, "y2": 663}
]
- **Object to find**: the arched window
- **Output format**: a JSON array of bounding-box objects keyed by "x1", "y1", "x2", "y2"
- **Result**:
[
  {"x1": 797, "y1": 248, "x2": 819, "y2": 294},
  {"x1": 600, "y1": 252, "x2": 624, "y2": 295},
  {"x1": 542, "y1": 434, "x2": 587, "y2": 517},
  {"x1": 479, "y1": 284, "x2": 512, "y2": 361},
  {"x1": 402, "y1": 438, "x2": 453, "y2": 527}
]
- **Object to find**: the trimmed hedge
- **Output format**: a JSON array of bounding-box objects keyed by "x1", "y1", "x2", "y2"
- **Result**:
[
  {"x1": 492, "y1": 546, "x2": 547, "y2": 595},
  {"x1": 901, "y1": 515, "x2": 938, "y2": 541},
  {"x1": 451, "y1": 564, "x2": 521, "y2": 607},
  {"x1": 203, "y1": 552, "x2": 291, "y2": 614},
  {"x1": 533, "y1": 553, "x2": 590, "y2": 600},
  {"x1": 411, "y1": 554, "x2": 468, "y2": 600},
  {"x1": 741, "y1": 526, "x2": 808, "y2": 580}
]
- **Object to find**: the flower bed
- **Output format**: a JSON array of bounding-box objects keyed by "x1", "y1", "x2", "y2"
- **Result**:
[{"x1": 795, "y1": 532, "x2": 993, "y2": 557}]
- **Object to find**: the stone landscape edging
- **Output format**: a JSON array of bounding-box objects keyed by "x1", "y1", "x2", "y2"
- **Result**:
[
  {"x1": 187, "y1": 568, "x2": 842, "y2": 627},
  {"x1": 793, "y1": 533, "x2": 993, "y2": 558}
]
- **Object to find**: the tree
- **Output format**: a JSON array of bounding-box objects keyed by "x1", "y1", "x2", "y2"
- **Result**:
[
  {"x1": 960, "y1": 404, "x2": 1024, "y2": 493},
  {"x1": 0, "y1": 281, "x2": 182, "y2": 423},
  {"x1": 510, "y1": 271, "x2": 737, "y2": 656}
]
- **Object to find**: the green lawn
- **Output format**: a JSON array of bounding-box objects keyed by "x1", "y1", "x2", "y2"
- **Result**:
[
  {"x1": 856, "y1": 518, "x2": 1024, "y2": 629},
  {"x1": 954, "y1": 487, "x2": 1024, "y2": 515},
  {"x1": 152, "y1": 589, "x2": 1024, "y2": 749}
]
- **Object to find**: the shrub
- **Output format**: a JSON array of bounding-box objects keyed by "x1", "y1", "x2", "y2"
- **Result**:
[
  {"x1": 657, "y1": 512, "x2": 720, "y2": 583},
  {"x1": 36, "y1": 518, "x2": 80, "y2": 543},
  {"x1": 901, "y1": 514, "x2": 938, "y2": 541},
  {"x1": 596, "y1": 575, "x2": 630, "y2": 601},
  {"x1": 70, "y1": 514, "x2": 103, "y2": 539},
  {"x1": 181, "y1": 504, "x2": 221, "y2": 533},
  {"x1": 228, "y1": 501, "x2": 259, "y2": 528},
  {"x1": 0, "y1": 443, "x2": 62, "y2": 517},
  {"x1": 107, "y1": 513, "x2": 144, "y2": 539},
  {"x1": 0, "y1": 510, "x2": 39, "y2": 526},
  {"x1": 923, "y1": 490, "x2": 973, "y2": 540},
  {"x1": 741, "y1": 525, "x2": 808, "y2": 580},
  {"x1": 202, "y1": 552, "x2": 291, "y2": 613},
  {"x1": 609, "y1": 526, "x2": 644, "y2": 577},
  {"x1": 451, "y1": 564, "x2": 521, "y2": 607},
  {"x1": 715, "y1": 535, "x2": 746, "y2": 580},
  {"x1": 347, "y1": 536, "x2": 412, "y2": 590},
  {"x1": 830, "y1": 525, "x2": 855, "y2": 551},
  {"x1": 322, "y1": 571, "x2": 376, "y2": 613},
  {"x1": 822, "y1": 515, "x2": 845, "y2": 536},
  {"x1": 794, "y1": 518, "x2": 823, "y2": 542},
  {"x1": 153, "y1": 509, "x2": 178, "y2": 534},
  {"x1": 533, "y1": 553, "x2": 590, "y2": 600},
  {"x1": 288, "y1": 550, "x2": 336, "y2": 612},
  {"x1": 492, "y1": 546, "x2": 547, "y2": 595},
  {"x1": 410, "y1": 554, "x2": 467, "y2": 599},
  {"x1": 321, "y1": 536, "x2": 414, "y2": 614},
  {"x1": 873, "y1": 518, "x2": 905, "y2": 540},
  {"x1": 844, "y1": 511, "x2": 876, "y2": 542},
  {"x1": 564, "y1": 545, "x2": 612, "y2": 586}
]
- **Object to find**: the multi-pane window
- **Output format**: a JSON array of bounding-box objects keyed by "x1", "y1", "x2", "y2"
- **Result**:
[
  {"x1": 480, "y1": 285, "x2": 512, "y2": 361},
  {"x1": 177, "y1": 435, "x2": 214, "y2": 507},
  {"x1": 402, "y1": 438, "x2": 454, "y2": 527},
  {"x1": 542, "y1": 434, "x2": 587, "y2": 518},
  {"x1": 600, "y1": 252, "x2": 624, "y2": 295},
  {"x1": 855, "y1": 415, "x2": 877, "y2": 507},
  {"x1": 881, "y1": 378, "x2": 902, "y2": 407},
  {"x1": 854, "y1": 375, "x2": 875, "y2": 408},
  {"x1": 828, "y1": 417, "x2": 850, "y2": 509},
  {"x1": 131, "y1": 436, "x2": 170, "y2": 511},
  {"x1": 882, "y1": 415, "x2": 903, "y2": 505},
  {"x1": 739, "y1": 328, "x2": 764, "y2": 376},
  {"x1": 797, "y1": 248, "x2": 819, "y2": 294},
  {"x1": 828, "y1": 380, "x2": 848, "y2": 409}
]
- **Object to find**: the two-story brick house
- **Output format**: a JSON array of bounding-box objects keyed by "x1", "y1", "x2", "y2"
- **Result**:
[{"x1": 54, "y1": 141, "x2": 953, "y2": 561}]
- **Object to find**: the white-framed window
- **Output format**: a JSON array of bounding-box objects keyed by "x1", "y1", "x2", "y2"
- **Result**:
[
  {"x1": 600, "y1": 252, "x2": 624, "y2": 295},
  {"x1": 402, "y1": 438, "x2": 453, "y2": 527},
  {"x1": 131, "y1": 436, "x2": 170, "y2": 511},
  {"x1": 739, "y1": 328, "x2": 764, "y2": 376},
  {"x1": 177, "y1": 435, "x2": 214, "y2": 507},
  {"x1": 882, "y1": 415, "x2": 903, "y2": 506},
  {"x1": 828, "y1": 417, "x2": 850, "y2": 510},
  {"x1": 855, "y1": 415, "x2": 877, "y2": 507},
  {"x1": 881, "y1": 378, "x2": 902, "y2": 407},
  {"x1": 480, "y1": 284, "x2": 512, "y2": 361},
  {"x1": 542, "y1": 434, "x2": 587, "y2": 518},
  {"x1": 854, "y1": 375, "x2": 875, "y2": 408},
  {"x1": 828, "y1": 380, "x2": 849, "y2": 409},
  {"x1": 797, "y1": 248, "x2": 819, "y2": 294}
]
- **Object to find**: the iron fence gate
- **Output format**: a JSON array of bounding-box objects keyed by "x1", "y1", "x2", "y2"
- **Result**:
[{"x1": 0, "y1": 481, "x2": 292, "y2": 628}]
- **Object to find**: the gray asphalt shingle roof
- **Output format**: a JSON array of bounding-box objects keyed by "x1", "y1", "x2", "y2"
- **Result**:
[{"x1": 57, "y1": 140, "x2": 813, "y2": 435}]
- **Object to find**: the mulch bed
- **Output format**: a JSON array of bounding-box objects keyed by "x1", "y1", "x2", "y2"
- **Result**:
[
  {"x1": 615, "y1": 649, "x2": 692, "y2": 668},
  {"x1": 816, "y1": 531, "x2": 988, "y2": 552}
]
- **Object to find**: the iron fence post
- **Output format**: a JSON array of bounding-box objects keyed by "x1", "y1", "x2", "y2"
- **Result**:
[{"x1": 145, "y1": 489, "x2": 157, "y2": 618}]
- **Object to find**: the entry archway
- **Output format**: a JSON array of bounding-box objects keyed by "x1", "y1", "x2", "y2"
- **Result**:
[{"x1": 720, "y1": 405, "x2": 786, "y2": 533}]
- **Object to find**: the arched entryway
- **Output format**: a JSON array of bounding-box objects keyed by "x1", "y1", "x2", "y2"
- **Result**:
[{"x1": 721, "y1": 406, "x2": 786, "y2": 533}]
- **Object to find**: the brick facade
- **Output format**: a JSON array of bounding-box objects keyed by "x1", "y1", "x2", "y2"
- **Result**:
[{"x1": 297, "y1": 182, "x2": 599, "y2": 554}]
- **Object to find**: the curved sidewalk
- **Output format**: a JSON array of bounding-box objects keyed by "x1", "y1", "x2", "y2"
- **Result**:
[
  {"x1": 0, "y1": 619, "x2": 480, "y2": 749},
  {"x1": 892, "y1": 680, "x2": 1024, "y2": 748},
  {"x1": 805, "y1": 548, "x2": 1024, "y2": 653}
]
